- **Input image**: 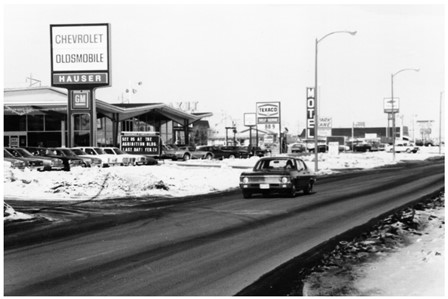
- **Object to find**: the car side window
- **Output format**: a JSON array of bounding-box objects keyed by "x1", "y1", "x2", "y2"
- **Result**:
[
  {"x1": 285, "y1": 160, "x2": 296, "y2": 169},
  {"x1": 297, "y1": 160, "x2": 305, "y2": 171}
]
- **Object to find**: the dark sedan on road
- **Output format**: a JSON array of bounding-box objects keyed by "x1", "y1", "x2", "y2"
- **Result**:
[{"x1": 239, "y1": 156, "x2": 316, "y2": 198}]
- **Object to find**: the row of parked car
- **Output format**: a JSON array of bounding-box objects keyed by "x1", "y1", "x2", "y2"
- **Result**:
[
  {"x1": 160, "y1": 144, "x2": 269, "y2": 161},
  {"x1": 4, "y1": 146, "x2": 158, "y2": 171},
  {"x1": 4, "y1": 144, "x2": 271, "y2": 171},
  {"x1": 288, "y1": 140, "x2": 420, "y2": 154}
]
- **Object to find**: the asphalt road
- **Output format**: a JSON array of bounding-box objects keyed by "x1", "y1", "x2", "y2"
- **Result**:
[{"x1": 4, "y1": 159, "x2": 444, "y2": 296}]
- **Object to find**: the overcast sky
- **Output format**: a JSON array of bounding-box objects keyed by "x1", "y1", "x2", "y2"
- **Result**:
[{"x1": 3, "y1": 1, "x2": 445, "y2": 136}]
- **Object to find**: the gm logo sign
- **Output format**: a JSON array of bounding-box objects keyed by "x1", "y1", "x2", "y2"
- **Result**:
[{"x1": 71, "y1": 90, "x2": 90, "y2": 110}]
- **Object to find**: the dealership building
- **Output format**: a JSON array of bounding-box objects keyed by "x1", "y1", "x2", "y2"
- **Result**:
[{"x1": 4, "y1": 87, "x2": 212, "y2": 148}]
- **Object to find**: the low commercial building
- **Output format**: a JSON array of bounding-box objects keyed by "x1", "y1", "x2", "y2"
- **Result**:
[{"x1": 4, "y1": 87, "x2": 212, "y2": 148}]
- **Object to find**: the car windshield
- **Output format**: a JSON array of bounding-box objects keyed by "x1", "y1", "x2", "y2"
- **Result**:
[
  {"x1": 4, "y1": 150, "x2": 14, "y2": 158},
  {"x1": 14, "y1": 148, "x2": 34, "y2": 157},
  {"x1": 94, "y1": 148, "x2": 106, "y2": 154},
  {"x1": 254, "y1": 159, "x2": 292, "y2": 170},
  {"x1": 114, "y1": 148, "x2": 126, "y2": 154},
  {"x1": 71, "y1": 149, "x2": 87, "y2": 155},
  {"x1": 60, "y1": 149, "x2": 75, "y2": 156},
  {"x1": 6, "y1": 149, "x2": 24, "y2": 158}
]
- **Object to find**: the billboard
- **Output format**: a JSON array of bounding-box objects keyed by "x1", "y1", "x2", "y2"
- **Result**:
[{"x1": 50, "y1": 23, "x2": 110, "y2": 88}]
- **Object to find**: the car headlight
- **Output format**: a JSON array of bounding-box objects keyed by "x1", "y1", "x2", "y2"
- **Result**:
[
  {"x1": 281, "y1": 177, "x2": 289, "y2": 183},
  {"x1": 242, "y1": 177, "x2": 249, "y2": 184}
]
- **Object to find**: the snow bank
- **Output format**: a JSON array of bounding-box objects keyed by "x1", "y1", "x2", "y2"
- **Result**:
[{"x1": 3, "y1": 148, "x2": 443, "y2": 202}]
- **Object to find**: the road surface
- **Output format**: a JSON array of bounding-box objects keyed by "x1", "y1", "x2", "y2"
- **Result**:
[{"x1": 4, "y1": 159, "x2": 444, "y2": 295}]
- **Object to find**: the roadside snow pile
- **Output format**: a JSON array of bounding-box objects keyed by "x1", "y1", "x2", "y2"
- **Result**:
[
  {"x1": 4, "y1": 164, "x2": 243, "y2": 201},
  {"x1": 298, "y1": 193, "x2": 445, "y2": 296},
  {"x1": 3, "y1": 203, "x2": 34, "y2": 222}
]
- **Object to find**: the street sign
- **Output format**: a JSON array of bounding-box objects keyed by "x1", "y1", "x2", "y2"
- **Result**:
[{"x1": 384, "y1": 97, "x2": 400, "y2": 113}]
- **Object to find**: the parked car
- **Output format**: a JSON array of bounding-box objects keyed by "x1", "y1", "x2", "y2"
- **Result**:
[
  {"x1": 239, "y1": 146, "x2": 269, "y2": 157},
  {"x1": 102, "y1": 147, "x2": 136, "y2": 166},
  {"x1": 69, "y1": 148, "x2": 103, "y2": 167},
  {"x1": 288, "y1": 143, "x2": 307, "y2": 154},
  {"x1": 5, "y1": 148, "x2": 45, "y2": 171},
  {"x1": 74, "y1": 147, "x2": 120, "y2": 167},
  {"x1": 4, "y1": 150, "x2": 27, "y2": 169},
  {"x1": 387, "y1": 142, "x2": 419, "y2": 153},
  {"x1": 46, "y1": 148, "x2": 93, "y2": 168},
  {"x1": 353, "y1": 142, "x2": 373, "y2": 152},
  {"x1": 177, "y1": 145, "x2": 214, "y2": 160},
  {"x1": 239, "y1": 156, "x2": 316, "y2": 198},
  {"x1": 196, "y1": 145, "x2": 251, "y2": 159},
  {"x1": 31, "y1": 147, "x2": 84, "y2": 171},
  {"x1": 19, "y1": 147, "x2": 65, "y2": 171},
  {"x1": 160, "y1": 144, "x2": 191, "y2": 161}
]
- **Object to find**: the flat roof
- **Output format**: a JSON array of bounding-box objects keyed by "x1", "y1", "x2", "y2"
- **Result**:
[{"x1": 4, "y1": 87, "x2": 212, "y2": 124}]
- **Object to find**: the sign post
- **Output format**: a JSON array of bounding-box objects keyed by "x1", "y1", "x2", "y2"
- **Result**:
[
  {"x1": 244, "y1": 113, "x2": 257, "y2": 148},
  {"x1": 50, "y1": 23, "x2": 111, "y2": 147}
]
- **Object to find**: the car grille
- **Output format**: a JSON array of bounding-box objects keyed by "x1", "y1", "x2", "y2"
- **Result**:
[
  {"x1": 70, "y1": 160, "x2": 83, "y2": 166},
  {"x1": 29, "y1": 161, "x2": 44, "y2": 166},
  {"x1": 244, "y1": 175, "x2": 284, "y2": 184},
  {"x1": 53, "y1": 160, "x2": 64, "y2": 167}
]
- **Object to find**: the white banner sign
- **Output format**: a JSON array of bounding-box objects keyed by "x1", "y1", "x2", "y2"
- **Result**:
[{"x1": 51, "y1": 24, "x2": 109, "y2": 72}]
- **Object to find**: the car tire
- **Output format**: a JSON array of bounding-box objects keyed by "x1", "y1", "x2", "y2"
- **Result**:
[
  {"x1": 288, "y1": 185, "x2": 296, "y2": 198},
  {"x1": 229, "y1": 154, "x2": 236, "y2": 159},
  {"x1": 242, "y1": 191, "x2": 252, "y2": 199},
  {"x1": 183, "y1": 154, "x2": 191, "y2": 161},
  {"x1": 405, "y1": 148, "x2": 411, "y2": 153},
  {"x1": 205, "y1": 153, "x2": 212, "y2": 160},
  {"x1": 303, "y1": 182, "x2": 313, "y2": 195}
]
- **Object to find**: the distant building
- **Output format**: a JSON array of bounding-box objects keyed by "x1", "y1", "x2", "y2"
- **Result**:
[{"x1": 299, "y1": 126, "x2": 410, "y2": 141}]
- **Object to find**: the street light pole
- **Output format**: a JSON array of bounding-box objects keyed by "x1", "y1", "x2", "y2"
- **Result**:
[
  {"x1": 314, "y1": 30, "x2": 357, "y2": 172},
  {"x1": 390, "y1": 68, "x2": 419, "y2": 161},
  {"x1": 440, "y1": 91, "x2": 444, "y2": 155}
]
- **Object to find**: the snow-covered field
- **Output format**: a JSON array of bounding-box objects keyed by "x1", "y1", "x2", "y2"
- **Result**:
[
  {"x1": 3, "y1": 147, "x2": 445, "y2": 296},
  {"x1": 3, "y1": 148, "x2": 443, "y2": 202}
]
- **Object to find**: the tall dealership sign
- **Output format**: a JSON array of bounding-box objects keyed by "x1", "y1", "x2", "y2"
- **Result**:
[
  {"x1": 50, "y1": 23, "x2": 111, "y2": 147},
  {"x1": 256, "y1": 101, "x2": 281, "y2": 144}
]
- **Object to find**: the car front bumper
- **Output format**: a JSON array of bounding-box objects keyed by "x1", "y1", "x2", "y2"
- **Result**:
[{"x1": 239, "y1": 183, "x2": 293, "y2": 192}]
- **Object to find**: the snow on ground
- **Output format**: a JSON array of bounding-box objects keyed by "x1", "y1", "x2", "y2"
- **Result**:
[
  {"x1": 3, "y1": 147, "x2": 443, "y2": 203},
  {"x1": 3, "y1": 146, "x2": 445, "y2": 296},
  {"x1": 300, "y1": 195, "x2": 445, "y2": 296}
]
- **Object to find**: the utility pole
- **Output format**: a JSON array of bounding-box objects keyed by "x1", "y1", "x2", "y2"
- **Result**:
[{"x1": 440, "y1": 91, "x2": 444, "y2": 154}]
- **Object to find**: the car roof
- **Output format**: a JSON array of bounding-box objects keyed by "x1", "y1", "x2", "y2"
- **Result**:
[{"x1": 259, "y1": 156, "x2": 300, "y2": 161}]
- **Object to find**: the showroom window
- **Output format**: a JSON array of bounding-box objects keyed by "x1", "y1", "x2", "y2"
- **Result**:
[
  {"x1": 4, "y1": 115, "x2": 26, "y2": 131},
  {"x1": 27, "y1": 115, "x2": 44, "y2": 131}
]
